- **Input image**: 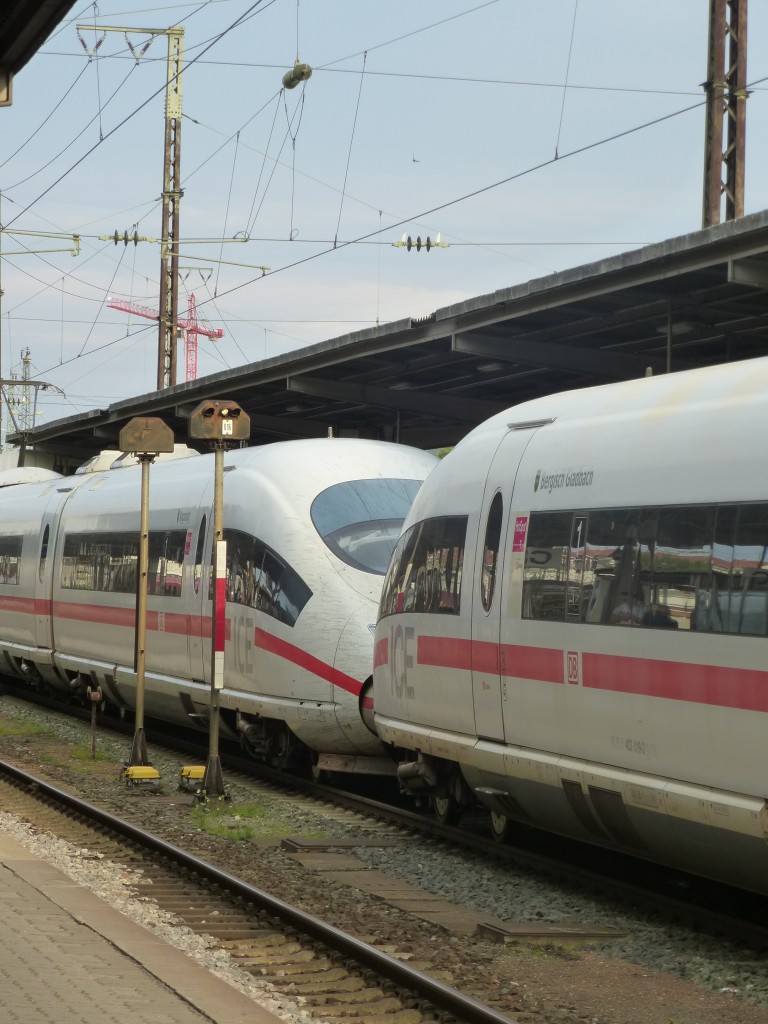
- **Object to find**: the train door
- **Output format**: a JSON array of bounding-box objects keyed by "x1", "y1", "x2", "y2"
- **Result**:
[
  {"x1": 34, "y1": 487, "x2": 72, "y2": 655},
  {"x1": 471, "y1": 428, "x2": 531, "y2": 740}
]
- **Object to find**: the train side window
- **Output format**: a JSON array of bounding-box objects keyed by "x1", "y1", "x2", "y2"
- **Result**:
[
  {"x1": 480, "y1": 493, "x2": 503, "y2": 612},
  {"x1": 194, "y1": 515, "x2": 207, "y2": 595},
  {"x1": 0, "y1": 534, "x2": 23, "y2": 585},
  {"x1": 522, "y1": 512, "x2": 572, "y2": 621},
  {"x1": 38, "y1": 525, "x2": 50, "y2": 584},
  {"x1": 647, "y1": 506, "x2": 714, "y2": 631},
  {"x1": 378, "y1": 515, "x2": 468, "y2": 618},
  {"x1": 702, "y1": 504, "x2": 768, "y2": 635},
  {"x1": 585, "y1": 508, "x2": 643, "y2": 625},
  {"x1": 147, "y1": 530, "x2": 186, "y2": 597}
]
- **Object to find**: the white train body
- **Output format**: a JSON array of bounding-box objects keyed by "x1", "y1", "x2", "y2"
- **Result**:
[
  {"x1": 0, "y1": 438, "x2": 437, "y2": 770},
  {"x1": 374, "y1": 356, "x2": 768, "y2": 892}
]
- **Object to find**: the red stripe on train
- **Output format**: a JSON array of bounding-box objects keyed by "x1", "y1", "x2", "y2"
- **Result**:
[
  {"x1": 414, "y1": 634, "x2": 768, "y2": 710},
  {"x1": 9, "y1": 599, "x2": 362, "y2": 699},
  {"x1": 417, "y1": 636, "x2": 563, "y2": 684},
  {"x1": 0, "y1": 595, "x2": 44, "y2": 614},
  {"x1": 255, "y1": 627, "x2": 362, "y2": 696},
  {"x1": 582, "y1": 651, "x2": 768, "y2": 712},
  {"x1": 52, "y1": 601, "x2": 207, "y2": 636}
]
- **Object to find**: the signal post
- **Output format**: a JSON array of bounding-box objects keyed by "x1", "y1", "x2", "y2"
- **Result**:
[
  {"x1": 119, "y1": 416, "x2": 175, "y2": 780},
  {"x1": 188, "y1": 399, "x2": 250, "y2": 797}
]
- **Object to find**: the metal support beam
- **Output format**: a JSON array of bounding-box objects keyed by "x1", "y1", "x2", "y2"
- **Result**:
[
  {"x1": 453, "y1": 333, "x2": 668, "y2": 380},
  {"x1": 703, "y1": 0, "x2": 748, "y2": 226},
  {"x1": 286, "y1": 375, "x2": 504, "y2": 423},
  {"x1": 728, "y1": 256, "x2": 768, "y2": 288},
  {"x1": 158, "y1": 29, "x2": 184, "y2": 389}
]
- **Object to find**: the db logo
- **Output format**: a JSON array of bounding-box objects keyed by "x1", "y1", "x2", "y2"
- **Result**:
[{"x1": 566, "y1": 651, "x2": 580, "y2": 685}]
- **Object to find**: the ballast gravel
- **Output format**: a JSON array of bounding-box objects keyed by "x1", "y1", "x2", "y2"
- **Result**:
[
  {"x1": 0, "y1": 811, "x2": 319, "y2": 1024},
  {"x1": 2, "y1": 695, "x2": 768, "y2": 1024}
]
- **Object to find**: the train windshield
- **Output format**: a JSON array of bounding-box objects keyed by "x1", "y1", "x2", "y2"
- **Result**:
[{"x1": 311, "y1": 478, "x2": 423, "y2": 574}]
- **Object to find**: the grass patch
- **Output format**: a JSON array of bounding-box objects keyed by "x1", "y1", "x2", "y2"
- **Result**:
[
  {"x1": 191, "y1": 799, "x2": 326, "y2": 841},
  {"x1": 192, "y1": 801, "x2": 271, "y2": 840},
  {"x1": 0, "y1": 719, "x2": 50, "y2": 738},
  {"x1": 72, "y1": 745, "x2": 111, "y2": 763},
  {"x1": 71, "y1": 745, "x2": 112, "y2": 770}
]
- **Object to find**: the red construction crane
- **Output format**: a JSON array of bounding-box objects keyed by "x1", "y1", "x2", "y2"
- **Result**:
[{"x1": 107, "y1": 293, "x2": 224, "y2": 383}]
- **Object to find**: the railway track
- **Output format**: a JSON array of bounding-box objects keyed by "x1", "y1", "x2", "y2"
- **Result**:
[
  {"x1": 5, "y1": 684, "x2": 768, "y2": 954},
  {"x1": 0, "y1": 757, "x2": 519, "y2": 1024},
  {"x1": 4, "y1": 689, "x2": 768, "y2": 1024}
]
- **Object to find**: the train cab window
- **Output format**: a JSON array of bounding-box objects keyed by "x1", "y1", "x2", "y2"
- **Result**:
[
  {"x1": 225, "y1": 528, "x2": 312, "y2": 626},
  {"x1": 378, "y1": 515, "x2": 467, "y2": 618},
  {"x1": 311, "y1": 478, "x2": 424, "y2": 575},
  {"x1": 0, "y1": 535, "x2": 23, "y2": 585},
  {"x1": 480, "y1": 493, "x2": 503, "y2": 612}
]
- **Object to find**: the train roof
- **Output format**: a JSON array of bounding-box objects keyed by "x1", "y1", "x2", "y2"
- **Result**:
[{"x1": 458, "y1": 353, "x2": 768, "y2": 444}]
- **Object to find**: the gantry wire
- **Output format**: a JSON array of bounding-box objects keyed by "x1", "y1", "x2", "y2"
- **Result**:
[
  {"x1": 554, "y1": 0, "x2": 579, "y2": 159},
  {"x1": 334, "y1": 52, "x2": 367, "y2": 248}
]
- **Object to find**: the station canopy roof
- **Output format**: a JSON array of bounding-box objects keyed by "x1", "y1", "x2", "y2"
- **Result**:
[
  {"x1": 0, "y1": 1, "x2": 77, "y2": 86},
  {"x1": 14, "y1": 208, "x2": 768, "y2": 465}
]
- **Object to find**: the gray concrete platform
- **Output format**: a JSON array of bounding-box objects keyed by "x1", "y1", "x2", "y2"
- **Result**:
[{"x1": 0, "y1": 832, "x2": 284, "y2": 1024}]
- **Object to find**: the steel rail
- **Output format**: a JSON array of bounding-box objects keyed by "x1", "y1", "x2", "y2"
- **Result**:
[{"x1": 0, "y1": 758, "x2": 518, "y2": 1024}]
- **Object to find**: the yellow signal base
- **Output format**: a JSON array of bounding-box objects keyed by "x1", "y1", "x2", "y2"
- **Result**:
[
  {"x1": 123, "y1": 765, "x2": 161, "y2": 783},
  {"x1": 179, "y1": 765, "x2": 206, "y2": 791}
]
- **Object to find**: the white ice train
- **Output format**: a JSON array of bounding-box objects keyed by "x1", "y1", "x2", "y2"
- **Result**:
[
  {"x1": 373, "y1": 355, "x2": 768, "y2": 894},
  {"x1": 0, "y1": 437, "x2": 437, "y2": 774}
]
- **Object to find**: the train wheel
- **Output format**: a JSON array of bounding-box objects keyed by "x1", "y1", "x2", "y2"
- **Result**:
[
  {"x1": 489, "y1": 810, "x2": 513, "y2": 843},
  {"x1": 310, "y1": 754, "x2": 332, "y2": 783},
  {"x1": 433, "y1": 793, "x2": 462, "y2": 826},
  {"x1": 268, "y1": 723, "x2": 293, "y2": 770}
]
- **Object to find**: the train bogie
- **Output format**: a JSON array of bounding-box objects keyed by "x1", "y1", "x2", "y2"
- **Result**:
[{"x1": 374, "y1": 357, "x2": 768, "y2": 893}]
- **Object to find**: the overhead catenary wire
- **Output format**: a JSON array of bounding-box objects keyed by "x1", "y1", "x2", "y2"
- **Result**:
[
  {"x1": 242, "y1": 92, "x2": 283, "y2": 238},
  {"x1": 554, "y1": 0, "x2": 579, "y2": 159},
  {"x1": 334, "y1": 52, "x2": 367, "y2": 248},
  {"x1": 11, "y1": 6, "x2": 767, "y2": 409},
  {"x1": 76, "y1": 242, "x2": 128, "y2": 357},
  {"x1": 282, "y1": 83, "x2": 308, "y2": 240},
  {"x1": 4, "y1": 61, "x2": 141, "y2": 191},
  {"x1": 201, "y1": 95, "x2": 711, "y2": 308},
  {"x1": 0, "y1": 63, "x2": 90, "y2": 171},
  {"x1": 4, "y1": 94, "x2": 717, "y2": 383},
  {"x1": 214, "y1": 131, "x2": 241, "y2": 296},
  {"x1": 316, "y1": 0, "x2": 502, "y2": 69},
  {"x1": 3, "y1": 0, "x2": 277, "y2": 229}
]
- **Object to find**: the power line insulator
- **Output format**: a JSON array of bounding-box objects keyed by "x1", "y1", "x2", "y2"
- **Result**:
[
  {"x1": 283, "y1": 61, "x2": 312, "y2": 90},
  {"x1": 393, "y1": 232, "x2": 447, "y2": 252}
]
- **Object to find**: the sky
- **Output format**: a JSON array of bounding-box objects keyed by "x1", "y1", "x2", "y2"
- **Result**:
[{"x1": 2, "y1": 0, "x2": 768, "y2": 438}]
